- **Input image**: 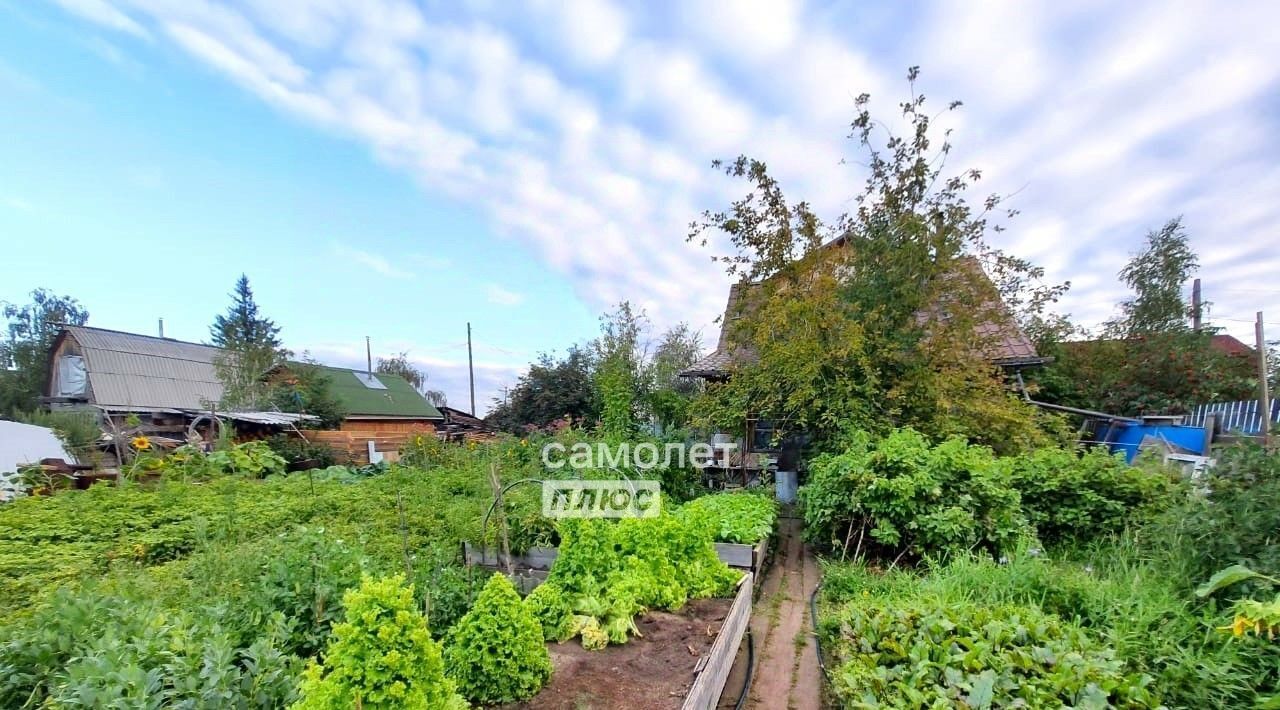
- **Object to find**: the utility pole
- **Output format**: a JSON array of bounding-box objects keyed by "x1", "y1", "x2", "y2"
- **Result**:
[
  {"x1": 1191, "y1": 278, "x2": 1202, "y2": 331},
  {"x1": 467, "y1": 323, "x2": 476, "y2": 416},
  {"x1": 1257, "y1": 312, "x2": 1271, "y2": 440},
  {"x1": 366, "y1": 336, "x2": 372, "y2": 375}
]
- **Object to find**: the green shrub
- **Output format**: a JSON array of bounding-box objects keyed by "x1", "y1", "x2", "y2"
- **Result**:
[
  {"x1": 819, "y1": 595, "x2": 1161, "y2": 708},
  {"x1": 444, "y1": 573, "x2": 551, "y2": 705},
  {"x1": 1152, "y1": 441, "x2": 1280, "y2": 588},
  {"x1": 292, "y1": 575, "x2": 466, "y2": 710},
  {"x1": 801, "y1": 429, "x2": 1029, "y2": 561},
  {"x1": 523, "y1": 582, "x2": 574, "y2": 642},
  {"x1": 1003, "y1": 446, "x2": 1180, "y2": 546},
  {"x1": 265, "y1": 434, "x2": 337, "y2": 469},
  {"x1": 680, "y1": 490, "x2": 777, "y2": 543}
]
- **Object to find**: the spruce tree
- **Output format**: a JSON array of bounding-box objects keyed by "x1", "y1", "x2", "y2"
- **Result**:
[
  {"x1": 210, "y1": 275, "x2": 282, "y2": 349},
  {"x1": 209, "y1": 275, "x2": 287, "y2": 410}
]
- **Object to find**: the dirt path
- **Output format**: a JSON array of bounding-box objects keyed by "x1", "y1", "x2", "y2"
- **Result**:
[{"x1": 741, "y1": 513, "x2": 823, "y2": 710}]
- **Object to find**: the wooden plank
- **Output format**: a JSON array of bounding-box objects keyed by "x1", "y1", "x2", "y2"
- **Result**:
[
  {"x1": 681, "y1": 572, "x2": 753, "y2": 710},
  {"x1": 462, "y1": 543, "x2": 559, "y2": 571},
  {"x1": 465, "y1": 542, "x2": 765, "y2": 574},
  {"x1": 714, "y1": 542, "x2": 755, "y2": 568}
]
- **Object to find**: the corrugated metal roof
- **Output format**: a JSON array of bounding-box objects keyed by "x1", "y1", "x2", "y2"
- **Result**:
[
  {"x1": 64, "y1": 325, "x2": 225, "y2": 410},
  {"x1": 221, "y1": 411, "x2": 318, "y2": 425}
]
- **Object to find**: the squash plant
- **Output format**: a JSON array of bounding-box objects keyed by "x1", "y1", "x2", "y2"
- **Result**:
[
  {"x1": 445, "y1": 573, "x2": 552, "y2": 704},
  {"x1": 291, "y1": 575, "x2": 467, "y2": 710}
]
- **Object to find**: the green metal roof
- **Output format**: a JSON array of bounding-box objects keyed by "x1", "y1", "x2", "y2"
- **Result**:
[{"x1": 313, "y1": 365, "x2": 443, "y2": 420}]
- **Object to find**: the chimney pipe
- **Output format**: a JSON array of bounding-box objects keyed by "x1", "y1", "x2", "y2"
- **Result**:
[{"x1": 158, "y1": 318, "x2": 165, "y2": 338}]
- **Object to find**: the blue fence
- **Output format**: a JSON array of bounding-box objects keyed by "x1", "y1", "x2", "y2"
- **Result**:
[{"x1": 1185, "y1": 399, "x2": 1280, "y2": 434}]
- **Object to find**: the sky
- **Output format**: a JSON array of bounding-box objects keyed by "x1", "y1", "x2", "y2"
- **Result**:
[{"x1": 2, "y1": 0, "x2": 1279, "y2": 414}]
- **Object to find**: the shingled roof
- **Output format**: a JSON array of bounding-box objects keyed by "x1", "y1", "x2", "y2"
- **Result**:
[{"x1": 682, "y1": 260, "x2": 1045, "y2": 380}]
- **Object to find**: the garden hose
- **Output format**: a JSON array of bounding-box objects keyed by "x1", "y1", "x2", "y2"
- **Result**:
[
  {"x1": 810, "y1": 582, "x2": 830, "y2": 684},
  {"x1": 732, "y1": 629, "x2": 755, "y2": 710}
]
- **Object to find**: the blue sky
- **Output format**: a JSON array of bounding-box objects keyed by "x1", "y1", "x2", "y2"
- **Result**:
[{"x1": 3, "y1": 0, "x2": 1280, "y2": 412}]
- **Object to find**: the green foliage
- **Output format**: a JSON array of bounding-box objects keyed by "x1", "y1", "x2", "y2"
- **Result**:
[
  {"x1": 679, "y1": 491, "x2": 777, "y2": 544},
  {"x1": 546, "y1": 514, "x2": 741, "y2": 649},
  {"x1": 820, "y1": 507, "x2": 1280, "y2": 709},
  {"x1": 688, "y1": 69, "x2": 1066, "y2": 452},
  {"x1": 487, "y1": 346, "x2": 598, "y2": 434},
  {"x1": 1002, "y1": 446, "x2": 1181, "y2": 546},
  {"x1": 819, "y1": 591, "x2": 1160, "y2": 708},
  {"x1": 444, "y1": 573, "x2": 551, "y2": 705},
  {"x1": 0, "y1": 586, "x2": 300, "y2": 708},
  {"x1": 16, "y1": 408, "x2": 103, "y2": 465},
  {"x1": 523, "y1": 582, "x2": 574, "y2": 642},
  {"x1": 1027, "y1": 220, "x2": 1256, "y2": 416},
  {"x1": 800, "y1": 429, "x2": 1029, "y2": 561},
  {"x1": 268, "y1": 360, "x2": 347, "y2": 429},
  {"x1": 292, "y1": 575, "x2": 466, "y2": 710},
  {"x1": 0, "y1": 461, "x2": 506, "y2": 619},
  {"x1": 130, "y1": 440, "x2": 288, "y2": 480},
  {"x1": 1147, "y1": 441, "x2": 1280, "y2": 588},
  {"x1": 210, "y1": 275, "x2": 290, "y2": 411},
  {"x1": 0, "y1": 289, "x2": 89, "y2": 417},
  {"x1": 265, "y1": 434, "x2": 338, "y2": 469}
]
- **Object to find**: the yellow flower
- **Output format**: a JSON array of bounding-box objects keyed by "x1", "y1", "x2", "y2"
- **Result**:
[
  {"x1": 1221, "y1": 615, "x2": 1252, "y2": 637},
  {"x1": 131, "y1": 436, "x2": 152, "y2": 451}
]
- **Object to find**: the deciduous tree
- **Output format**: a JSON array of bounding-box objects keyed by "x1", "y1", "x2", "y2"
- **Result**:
[{"x1": 0, "y1": 289, "x2": 89, "y2": 416}]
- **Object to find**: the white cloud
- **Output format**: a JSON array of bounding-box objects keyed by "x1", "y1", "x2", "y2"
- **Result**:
[
  {"x1": 49, "y1": 0, "x2": 1280, "y2": 353},
  {"x1": 486, "y1": 284, "x2": 525, "y2": 306},
  {"x1": 333, "y1": 244, "x2": 413, "y2": 279},
  {"x1": 2, "y1": 195, "x2": 34, "y2": 211},
  {"x1": 51, "y1": 0, "x2": 150, "y2": 38}
]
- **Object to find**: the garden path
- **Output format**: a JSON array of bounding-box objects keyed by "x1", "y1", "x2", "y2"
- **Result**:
[{"x1": 741, "y1": 513, "x2": 823, "y2": 710}]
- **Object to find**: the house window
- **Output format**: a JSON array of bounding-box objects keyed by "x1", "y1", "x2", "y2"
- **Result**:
[{"x1": 354, "y1": 372, "x2": 387, "y2": 390}]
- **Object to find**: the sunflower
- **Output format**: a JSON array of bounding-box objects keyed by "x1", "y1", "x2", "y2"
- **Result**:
[{"x1": 131, "y1": 436, "x2": 152, "y2": 451}]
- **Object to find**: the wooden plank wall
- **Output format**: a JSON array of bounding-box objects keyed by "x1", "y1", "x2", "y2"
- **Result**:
[
  {"x1": 338, "y1": 420, "x2": 438, "y2": 434},
  {"x1": 298, "y1": 429, "x2": 430, "y2": 465}
]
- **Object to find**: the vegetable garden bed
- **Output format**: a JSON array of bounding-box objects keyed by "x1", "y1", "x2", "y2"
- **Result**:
[
  {"x1": 463, "y1": 537, "x2": 769, "y2": 592},
  {"x1": 503, "y1": 574, "x2": 752, "y2": 710}
]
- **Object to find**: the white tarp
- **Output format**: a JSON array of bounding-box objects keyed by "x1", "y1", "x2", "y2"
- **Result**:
[
  {"x1": 57, "y1": 355, "x2": 87, "y2": 396},
  {"x1": 0, "y1": 421, "x2": 75, "y2": 501}
]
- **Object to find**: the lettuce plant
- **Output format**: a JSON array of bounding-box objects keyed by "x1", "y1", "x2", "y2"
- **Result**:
[
  {"x1": 291, "y1": 575, "x2": 466, "y2": 710},
  {"x1": 445, "y1": 573, "x2": 552, "y2": 704},
  {"x1": 523, "y1": 582, "x2": 574, "y2": 642}
]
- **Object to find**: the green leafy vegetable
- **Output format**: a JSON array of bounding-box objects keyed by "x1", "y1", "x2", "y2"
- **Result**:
[
  {"x1": 680, "y1": 491, "x2": 777, "y2": 544},
  {"x1": 291, "y1": 575, "x2": 466, "y2": 710},
  {"x1": 444, "y1": 573, "x2": 551, "y2": 705}
]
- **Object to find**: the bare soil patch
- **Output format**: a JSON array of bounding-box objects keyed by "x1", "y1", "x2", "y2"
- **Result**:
[{"x1": 501, "y1": 598, "x2": 734, "y2": 710}]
